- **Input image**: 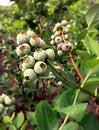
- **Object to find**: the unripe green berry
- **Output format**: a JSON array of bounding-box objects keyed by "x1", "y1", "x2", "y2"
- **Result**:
[
  {"x1": 55, "y1": 36, "x2": 62, "y2": 44},
  {"x1": 19, "y1": 63, "x2": 27, "y2": 72},
  {"x1": 66, "y1": 24, "x2": 71, "y2": 29},
  {"x1": 16, "y1": 43, "x2": 31, "y2": 56},
  {"x1": 54, "y1": 31, "x2": 61, "y2": 37},
  {"x1": 17, "y1": 31, "x2": 29, "y2": 45},
  {"x1": 38, "y1": 38, "x2": 46, "y2": 49},
  {"x1": 50, "y1": 40, "x2": 55, "y2": 45},
  {"x1": 57, "y1": 50, "x2": 63, "y2": 56},
  {"x1": 46, "y1": 48, "x2": 55, "y2": 60},
  {"x1": 61, "y1": 20, "x2": 67, "y2": 26},
  {"x1": 4, "y1": 96, "x2": 15, "y2": 106},
  {"x1": 53, "y1": 27, "x2": 57, "y2": 32},
  {"x1": 30, "y1": 35, "x2": 39, "y2": 47},
  {"x1": 34, "y1": 61, "x2": 47, "y2": 75},
  {"x1": 23, "y1": 69, "x2": 37, "y2": 81},
  {"x1": 0, "y1": 104, "x2": 4, "y2": 113},
  {"x1": 0, "y1": 94, "x2": 7, "y2": 104},
  {"x1": 64, "y1": 34, "x2": 69, "y2": 39},
  {"x1": 55, "y1": 22, "x2": 61, "y2": 29},
  {"x1": 23, "y1": 55, "x2": 35, "y2": 67},
  {"x1": 27, "y1": 29, "x2": 35, "y2": 37},
  {"x1": 34, "y1": 48, "x2": 46, "y2": 61},
  {"x1": 51, "y1": 35, "x2": 55, "y2": 40}
]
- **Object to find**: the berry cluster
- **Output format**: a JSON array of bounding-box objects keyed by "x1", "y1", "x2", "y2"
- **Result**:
[
  {"x1": 50, "y1": 20, "x2": 76, "y2": 56},
  {"x1": 16, "y1": 29, "x2": 55, "y2": 82},
  {"x1": 0, "y1": 93, "x2": 15, "y2": 118}
]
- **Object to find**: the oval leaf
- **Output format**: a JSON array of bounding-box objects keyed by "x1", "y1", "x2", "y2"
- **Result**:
[{"x1": 35, "y1": 101, "x2": 59, "y2": 130}]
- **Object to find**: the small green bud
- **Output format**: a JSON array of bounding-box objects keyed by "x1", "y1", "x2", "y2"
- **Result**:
[{"x1": 34, "y1": 61, "x2": 47, "y2": 75}]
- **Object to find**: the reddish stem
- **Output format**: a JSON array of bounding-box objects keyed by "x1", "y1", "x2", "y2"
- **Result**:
[
  {"x1": 39, "y1": 17, "x2": 43, "y2": 38},
  {"x1": 69, "y1": 50, "x2": 84, "y2": 82}
]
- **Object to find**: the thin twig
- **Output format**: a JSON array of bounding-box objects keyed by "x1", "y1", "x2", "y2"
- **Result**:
[
  {"x1": 69, "y1": 50, "x2": 84, "y2": 82},
  {"x1": 39, "y1": 16, "x2": 43, "y2": 38}
]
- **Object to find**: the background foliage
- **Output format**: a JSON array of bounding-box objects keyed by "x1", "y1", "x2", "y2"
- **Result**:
[{"x1": 0, "y1": 0, "x2": 99, "y2": 130}]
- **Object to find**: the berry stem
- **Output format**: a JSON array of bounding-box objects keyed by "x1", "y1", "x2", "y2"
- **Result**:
[
  {"x1": 69, "y1": 50, "x2": 84, "y2": 82},
  {"x1": 39, "y1": 16, "x2": 43, "y2": 38}
]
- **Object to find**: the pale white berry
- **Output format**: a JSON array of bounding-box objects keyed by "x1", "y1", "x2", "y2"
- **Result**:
[
  {"x1": 33, "y1": 48, "x2": 46, "y2": 61},
  {"x1": 61, "y1": 20, "x2": 67, "y2": 26},
  {"x1": 0, "y1": 94, "x2": 7, "y2": 104},
  {"x1": 51, "y1": 35, "x2": 55, "y2": 40},
  {"x1": 4, "y1": 96, "x2": 15, "y2": 106},
  {"x1": 19, "y1": 63, "x2": 27, "y2": 72},
  {"x1": 17, "y1": 31, "x2": 29, "y2": 45},
  {"x1": 57, "y1": 50, "x2": 63, "y2": 56},
  {"x1": 50, "y1": 40, "x2": 55, "y2": 45},
  {"x1": 23, "y1": 55, "x2": 35, "y2": 67},
  {"x1": 30, "y1": 34, "x2": 39, "y2": 47},
  {"x1": 53, "y1": 27, "x2": 57, "y2": 32},
  {"x1": 38, "y1": 38, "x2": 46, "y2": 49},
  {"x1": 23, "y1": 69, "x2": 37, "y2": 81},
  {"x1": 64, "y1": 34, "x2": 69, "y2": 39},
  {"x1": 27, "y1": 29, "x2": 35, "y2": 37},
  {"x1": 66, "y1": 24, "x2": 71, "y2": 29},
  {"x1": 55, "y1": 22, "x2": 61, "y2": 29},
  {"x1": 55, "y1": 36, "x2": 62, "y2": 44},
  {"x1": 54, "y1": 31, "x2": 61, "y2": 37},
  {"x1": 0, "y1": 104, "x2": 4, "y2": 113},
  {"x1": 16, "y1": 43, "x2": 31, "y2": 56},
  {"x1": 34, "y1": 61, "x2": 47, "y2": 75},
  {"x1": 46, "y1": 48, "x2": 55, "y2": 60}
]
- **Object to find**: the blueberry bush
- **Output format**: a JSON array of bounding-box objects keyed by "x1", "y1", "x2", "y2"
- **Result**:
[{"x1": 0, "y1": 0, "x2": 99, "y2": 130}]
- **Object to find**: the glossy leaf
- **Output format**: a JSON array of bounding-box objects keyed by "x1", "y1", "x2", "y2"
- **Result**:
[
  {"x1": 35, "y1": 101, "x2": 59, "y2": 130},
  {"x1": 13, "y1": 112, "x2": 24, "y2": 129},
  {"x1": 62, "y1": 122, "x2": 78, "y2": 130},
  {"x1": 26, "y1": 112, "x2": 37, "y2": 125},
  {"x1": 85, "y1": 3, "x2": 99, "y2": 27},
  {"x1": 83, "y1": 35, "x2": 99, "y2": 57},
  {"x1": 79, "y1": 112, "x2": 99, "y2": 130},
  {"x1": 58, "y1": 103, "x2": 88, "y2": 122}
]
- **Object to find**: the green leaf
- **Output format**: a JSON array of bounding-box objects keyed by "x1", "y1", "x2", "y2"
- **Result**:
[
  {"x1": 62, "y1": 122, "x2": 78, "y2": 130},
  {"x1": 9, "y1": 125, "x2": 17, "y2": 130},
  {"x1": 58, "y1": 103, "x2": 88, "y2": 122},
  {"x1": 83, "y1": 36, "x2": 99, "y2": 57},
  {"x1": 35, "y1": 101, "x2": 59, "y2": 130},
  {"x1": 76, "y1": 29, "x2": 88, "y2": 42},
  {"x1": 26, "y1": 112, "x2": 37, "y2": 125},
  {"x1": 20, "y1": 121, "x2": 28, "y2": 130},
  {"x1": 3, "y1": 116, "x2": 12, "y2": 123},
  {"x1": 86, "y1": 59, "x2": 99, "y2": 68},
  {"x1": 56, "y1": 89, "x2": 75, "y2": 110},
  {"x1": 79, "y1": 112, "x2": 99, "y2": 130},
  {"x1": 48, "y1": 65, "x2": 75, "y2": 89},
  {"x1": 85, "y1": 3, "x2": 99, "y2": 27},
  {"x1": 13, "y1": 111, "x2": 24, "y2": 129},
  {"x1": 0, "y1": 124, "x2": 5, "y2": 130}
]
